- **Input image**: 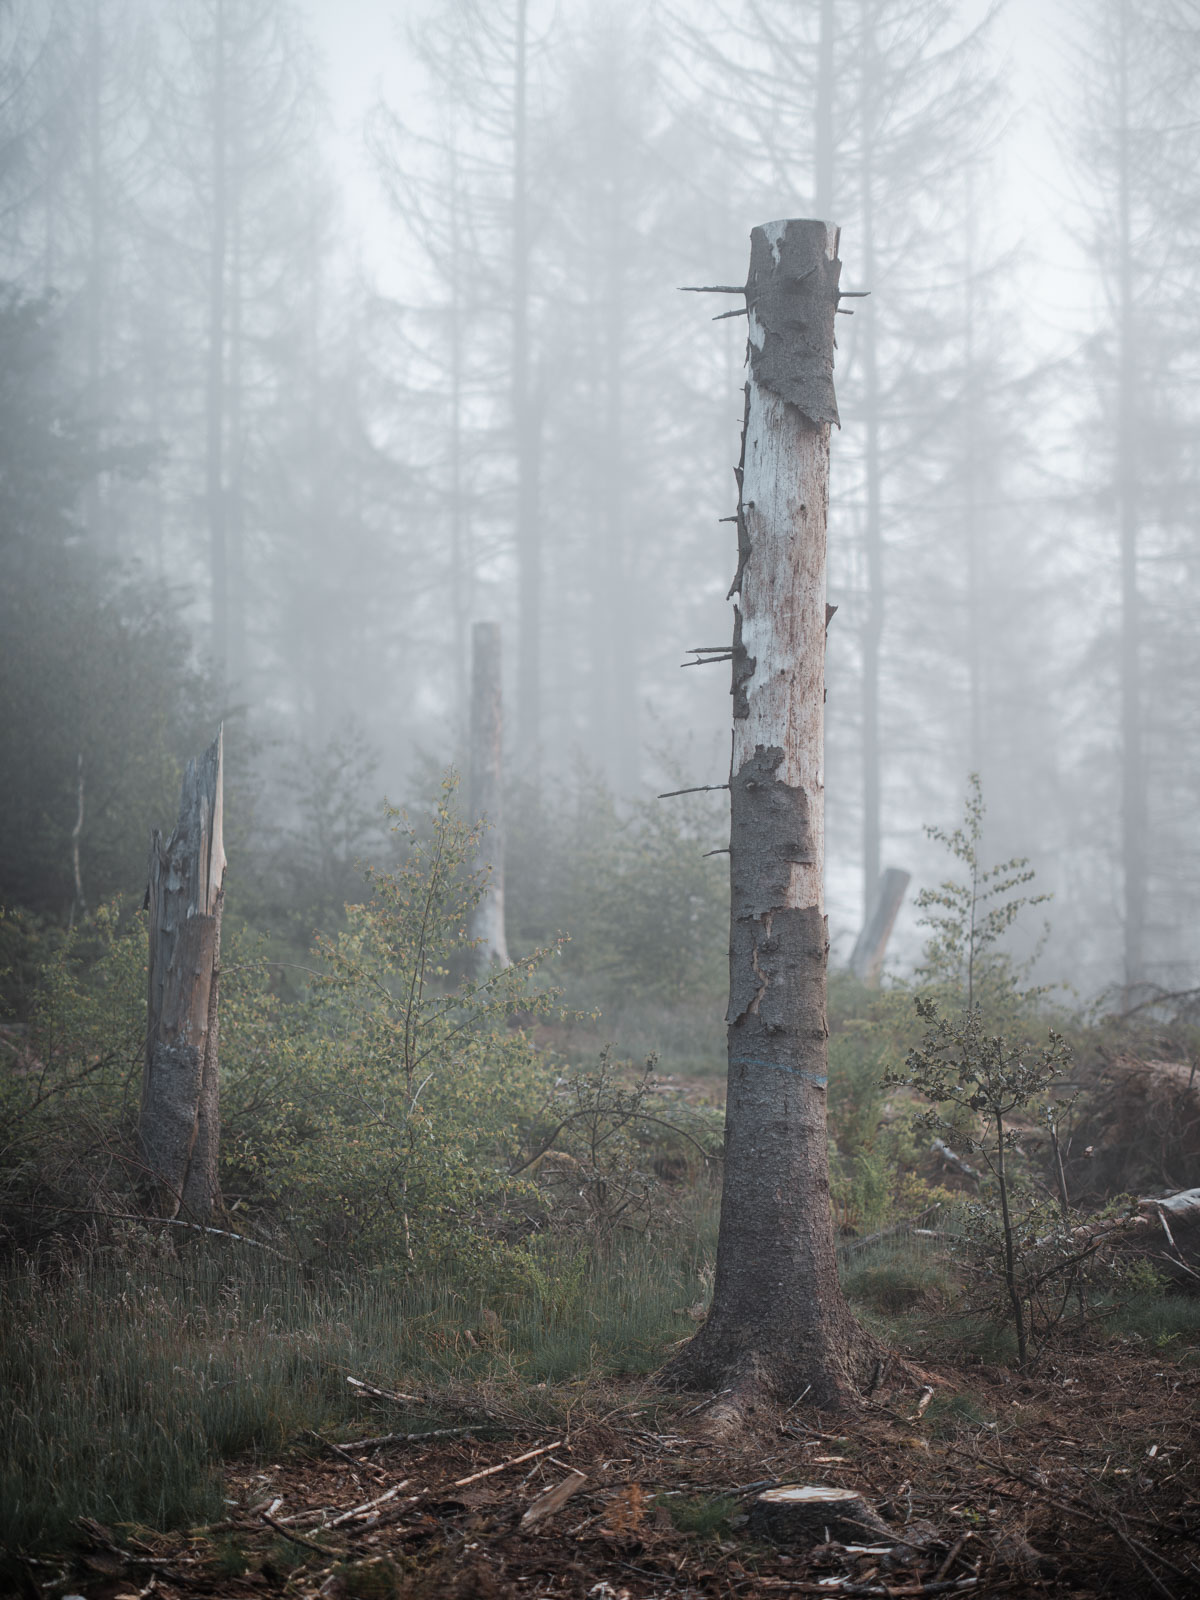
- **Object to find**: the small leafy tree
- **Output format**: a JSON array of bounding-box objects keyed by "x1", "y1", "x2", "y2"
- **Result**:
[
  {"x1": 886, "y1": 777, "x2": 1077, "y2": 1368},
  {"x1": 237, "y1": 777, "x2": 563, "y2": 1266},
  {"x1": 890, "y1": 999, "x2": 1072, "y2": 1366},
  {"x1": 914, "y1": 773, "x2": 1050, "y2": 1017}
]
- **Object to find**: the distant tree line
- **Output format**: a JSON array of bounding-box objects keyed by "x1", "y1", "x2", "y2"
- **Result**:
[{"x1": 0, "y1": 0, "x2": 1198, "y2": 998}]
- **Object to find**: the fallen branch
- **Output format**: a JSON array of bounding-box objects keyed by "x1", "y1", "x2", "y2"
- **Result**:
[
  {"x1": 454, "y1": 1440, "x2": 563, "y2": 1489},
  {"x1": 749, "y1": 1582, "x2": 977, "y2": 1597},
  {"x1": 261, "y1": 1512, "x2": 343, "y2": 1558},
  {"x1": 326, "y1": 1481, "x2": 409, "y2": 1528},
  {"x1": 324, "y1": 1424, "x2": 483, "y2": 1452},
  {"x1": 948, "y1": 1446, "x2": 1190, "y2": 1598},
  {"x1": 346, "y1": 1376, "x2": 424, "y2": 1406},
  {"x1": 75, "y1": 1518, "x2": 187, "y2": 1574},
  {"x1": 39, "y1": 1206, "x2": 286, "y2": 1255}
]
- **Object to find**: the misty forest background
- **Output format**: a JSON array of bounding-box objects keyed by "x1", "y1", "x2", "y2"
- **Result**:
[
  {"x1": 7, "y1": 0, "x2": 1200, "y2": 1573},
  {"x1": 4, "y1": 0, "x2": 1200, "y2": 1011}
]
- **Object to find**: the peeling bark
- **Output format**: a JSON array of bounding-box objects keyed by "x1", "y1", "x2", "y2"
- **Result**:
[
  {"x1": 664, "y1": 220, "x2": 875, "y2": 1413},
  {"x1": 140, "y1": 729, "x2": 225, "y2": 1220}
]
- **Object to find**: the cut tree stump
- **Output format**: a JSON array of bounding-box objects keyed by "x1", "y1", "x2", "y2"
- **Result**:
[{"x1": 748, "y1": 1484, "x2": 895, "y2": 1546}]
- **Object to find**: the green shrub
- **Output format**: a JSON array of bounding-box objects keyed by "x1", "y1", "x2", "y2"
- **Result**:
[
  {"x1": 0, "y1": 899, "x2": 147, "y2": 1252},
  {"x1": 223, "y1": 779, "x2": 562, "y2": 1268}
]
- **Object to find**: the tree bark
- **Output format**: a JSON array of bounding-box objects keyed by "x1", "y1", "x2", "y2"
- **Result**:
[
  {"x1": 749, "y1": 1484, "x2": 894, "y2": 1546},
  {"x1": 663, "y1": 220, "x2": 874, "y2": 1413},
  {"x1": 140, "y1": 728, "x2": 226, "y2": 1220},
  {"x1": 468, "y1": 622, "x2": 510, "y2": 972}
]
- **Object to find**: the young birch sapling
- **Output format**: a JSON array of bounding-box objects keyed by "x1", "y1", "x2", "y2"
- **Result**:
[{"x1": 885, "y1": 776, "x2": 1072, "y2": 1369}]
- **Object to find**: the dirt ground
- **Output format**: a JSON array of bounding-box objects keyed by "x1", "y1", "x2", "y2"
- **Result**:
[{"x1": 42, "y1": 1343, "x2": 1200, "y2": 1600}]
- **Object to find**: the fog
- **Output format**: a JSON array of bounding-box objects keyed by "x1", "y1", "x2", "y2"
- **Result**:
[{"x1": 2, "y1": 0, "x2": 1197, "y2": 1004}]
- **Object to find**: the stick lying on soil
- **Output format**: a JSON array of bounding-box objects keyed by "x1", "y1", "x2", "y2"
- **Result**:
[
  {"x1": 454, "y1": 1441, "x2": 563, "y2": 1489},
  {"x1": 346, "y1": 1375, "x2": 424, "y2": 1406},
  {"x1": 324, "y1": 1425, "x2": 483, "y2": 1452},
  {"x1": 260, "y1": 1511, "x2": 343, "y2": 1558},
  {"x1": 326, "y1": 1481, "x2": 410, "y2": 1527}
]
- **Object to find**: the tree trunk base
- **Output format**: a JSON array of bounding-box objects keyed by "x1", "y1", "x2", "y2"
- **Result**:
[{"x1": 660, "y1": 1302, "x2": 884, "y2": 1419}]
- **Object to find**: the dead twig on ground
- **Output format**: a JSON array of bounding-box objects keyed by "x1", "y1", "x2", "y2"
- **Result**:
[
  {"x1": 346, "y1": 1375, "x2": 424, "y2": 1406},
  {"x1": 325, "y1": 1480, "x2": 409, "y2": 1527},
  {"x1": 261, "y1": 1511, "x2": 343, "y2": 1558},
  {"x1": 453, "y1": 1440, "x2": 563, "y2": 1489},
  {"x1": 323, "y1": 1424, "x2": 483, "y2": 1452}
]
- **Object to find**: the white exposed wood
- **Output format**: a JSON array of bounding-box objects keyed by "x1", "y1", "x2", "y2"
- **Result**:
[
  {"x1": 737, "y1": 377, "x2": 831, "y2": 912},
  {"x1": 749, "y1": 1483, "x2": 894, "y2": 1545}
]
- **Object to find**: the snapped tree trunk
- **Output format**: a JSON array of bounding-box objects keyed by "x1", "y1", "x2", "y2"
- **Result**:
[
  {"x1": 140, "y1": 728, "x2": 226, "y2": 1220},
  {"x1": 467, "y1": 622, "x2": 510, "y2": 973},
  {"x1": 664, "y1": 219, "x2": 875, "y2": 1412},
  {"x1": 849, "y1": 866, "x2": 909, "y2": 987}
]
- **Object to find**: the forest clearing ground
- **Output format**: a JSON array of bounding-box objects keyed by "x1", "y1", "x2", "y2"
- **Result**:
[{"x1": 51, "y1": 1342, "x2": 1200, "y2": 1600}]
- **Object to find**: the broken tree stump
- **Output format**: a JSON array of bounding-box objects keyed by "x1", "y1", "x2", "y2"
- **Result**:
[
  {"x1": 850, "y1": 866, "x2": 910, "y2": 985},
  {"x1": 139, "y1": 727, "x2": 225, "y2": 1219},
  {"x1": 749, "y1": 1484, "x2": 895, "y2": 1546}
]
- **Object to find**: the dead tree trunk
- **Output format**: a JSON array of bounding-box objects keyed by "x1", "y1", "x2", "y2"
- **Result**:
[
  {"x1": 664, "y1": 220, "x2": 875, "y2": 1413},
  {"x1": 468, "y1": 622, "x2": 510, "y2": 973},
  {"x1": 140, "y1": 728, "x2": 225, "y2": 1220},
  {"x1": 849, "y1": 866, "x2": 909, "y2": 986}
]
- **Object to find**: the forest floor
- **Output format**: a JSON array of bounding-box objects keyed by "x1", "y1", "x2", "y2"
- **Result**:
[{"x1": 47, "y1": 1341, "x2": 1200, "y2": 1600}]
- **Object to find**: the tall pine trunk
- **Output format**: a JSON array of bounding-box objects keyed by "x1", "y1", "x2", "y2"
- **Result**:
[{"x1": 665, "y1": 221, "x2": 874, "y2": 1414}]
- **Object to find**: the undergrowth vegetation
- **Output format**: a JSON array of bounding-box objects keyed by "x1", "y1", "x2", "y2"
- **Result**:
[
  {"x1": 0, "y1": 1212, "x2": 720, "y2": 1554},
  {"x1": 3, "y1": 773, "x2": 1200, "y2": 1563}
]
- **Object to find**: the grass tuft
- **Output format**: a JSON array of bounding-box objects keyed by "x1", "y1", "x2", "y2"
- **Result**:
[
  {"x1": 840, "y1": 1234, "x2": 955, "y2": 1314},
  {"x1": 666, "y1": 1493, "x2": 739, "y2": 1538},
  {"x1": 1, "y1": 1206, "x2": 718, "y2": 1555},
  {"x1": 1106, "y1": 1292, "x2": 1200, "y2": 1348}
]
